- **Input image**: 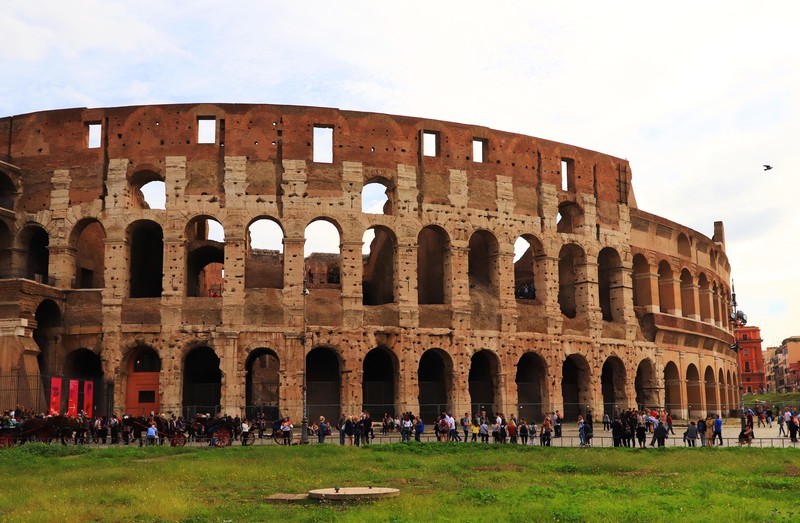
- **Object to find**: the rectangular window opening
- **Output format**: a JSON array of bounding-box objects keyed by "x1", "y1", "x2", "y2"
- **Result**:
[
  {"x1": 138, "y1": 390, "x2": 156, "y2": 403},
  {"x1": 561, "y1": 158, "x2": 574, "y2": 191},
  {"x1": 313, "y1": 125, "x2": 334, "y2": 163},
  {"x1": 472, "y1": 138, "x2": 486, "y2": 163},
  {"x1": 87, "y1": 123, "x2": 102, "y2": 149},
  {"x1": 197, "y1": 117, "x2": 216, "y2": 144},
  {"x1": 422, "y1": 131, "x2": 439, "y2": 157}
]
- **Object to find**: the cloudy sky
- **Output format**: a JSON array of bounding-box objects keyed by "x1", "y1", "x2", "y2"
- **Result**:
[{"x1": 2, "y1": 1, "x2": 798, "y2": 346}]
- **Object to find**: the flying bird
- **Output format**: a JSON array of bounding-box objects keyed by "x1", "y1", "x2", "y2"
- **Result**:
[{"x1": 763, "y1": 165, "x2": 773, "y2": 171}]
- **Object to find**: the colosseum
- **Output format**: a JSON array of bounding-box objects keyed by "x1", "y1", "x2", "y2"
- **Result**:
[{"x1": 0, "y1": 103, "x2": 740, "y2": 424}]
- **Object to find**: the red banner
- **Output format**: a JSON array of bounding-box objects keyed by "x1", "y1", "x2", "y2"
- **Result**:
[
  {"x1": 83, "y1": 381, "x2": 94, "y2": 418},
  {"x1": 67, "y1": 380, "x2": 79, "y2": 417},
  {"x1": 49, "y1": 377, "x2": 63, "y2": 415}
]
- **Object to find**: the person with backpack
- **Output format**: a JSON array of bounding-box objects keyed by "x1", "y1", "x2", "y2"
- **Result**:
[
  {"x1": 414, "y1": 416, "x2": 424, "y2": 442},
  {"x1": 317, "y1": 416, "x2": 328, "y2": 444},
  {"x1": 518, "y1": 418, "x2": 529, "y2": 445}
]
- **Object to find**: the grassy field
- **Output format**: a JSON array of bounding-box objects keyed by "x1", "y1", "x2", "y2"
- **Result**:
[
  {"x1": 743, "y1": 392, "x2": 800, "y2": 409},
  {"x1": 0, "y1": 442, "x2": 798, "y2": 522}
]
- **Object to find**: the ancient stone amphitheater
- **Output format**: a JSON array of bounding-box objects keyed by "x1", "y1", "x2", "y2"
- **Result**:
[{"x1": 0, "y1": 104, "x2": 739, "y2": 423}]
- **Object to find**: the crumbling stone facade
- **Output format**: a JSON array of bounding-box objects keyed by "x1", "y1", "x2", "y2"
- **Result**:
[{"x1": 0, "y1": 104, "x2": 739, "y2": 422}]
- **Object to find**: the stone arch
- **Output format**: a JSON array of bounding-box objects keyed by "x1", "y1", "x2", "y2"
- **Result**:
[
  {"x1": 18, "y1": 223, "x2": 49, "y2": 283},
  {"x1": 185, "y1": 216, "x2": 225, "y2": 297},
  {"x1": 598, "y1": 247, "x2": 624, "y2": 322},
  {"x1": 127, "y1": 220, "x2": 163, "y2": 298},
  {"x1": 712, "y1": 281, "x2": 721, "y2": 324},
  {"x1": 245, "y1": 216, "x2": 284, "y2": 289},
  {"x1": 361, "y1": 178, "x2": 394, "y2": 215},
  {"x1": 245, "y1": 348, "x2": 280, "y2": 420},
  {"x1": 417, "y1": 225, "x2": 450, "y2": 305},
  {"x1": 418, "y1": 348, "x2": 453, "y2": 423},
  {"x1": 362, "y1": 226, "x2": 396, "y2": 305},
  {"x1": 677, "y1": 233, "x2": 691, "y2": 257},
  {"x1": 0, "y1": 170, "x2": 17, "y2": 210},
  {"x1": 468, "y1": 229, "x2": 499, "y2": 294},
  {"x1": 513, "y1": 234, "x2": 546, "y2": 302},
  {"x1": 306, "y1": 346, "x2": 341, "y2": 425},
  {"x1": 70, "y1": 218, "x2": 106, "y2": 289},
  {"x1": 0, "y1": 219, "x2": 12, "y2": 278},
  {"x1": 718, "y1": 368, "x2": 728, "y2": 415},
  {"x1": 558, "y1": 243, "x2": 586, "y2": 318},
  {"x1": 686, "y1": 363, "x2": 701, "y2": 418},
  {"x1": 601, "y1": 356, "x2": 627, "y2": 417},
  {"x1": 557, "y1": 201, "x2": 584, "y2": 234},
  {"x1": 657, "y1": 260, "x2": 675, "y2": 314},
  {"x1": 33, "y1": 299, "x2": 62, "y2": 377},
  {"x1": 679, "y1": 268, "x2": 696, "y2": 318},
  {"x1": 129, "y1": 169, "x2": 166, "y2": 210},
  {"x1": 663, "y1": 361, "x2": 681, "y2": 416},
  {"x1": 64, "y1": 348, "x2": 105, "y2": 415},
  {"x1": 516, "y1": 352, "x2": 548, "y2": 422},
  {"x1": 362, "y1": 346, "x2": 398, "y2": 417},
  {"x1": 632, "y1": 253, "x2": 652, "y2": 308},
  {"x1": 304, "y1": 218, "x2": 341, "y2": 290},
  {"x1": 468, "y1": 350, "x2": 500, "y2": 418},
  {"x1": 635, "y1": 358, "x2": 659, "y2": 410},
  {"x1": 704, "y1": 366, "x2": 718, "y2": 415},
  {"x1": 182, "y1": 345, "x2": 222, "y2": 418},
  {"x1": 125, "y1": 344, "x2": 161, "y2": 417},
  {"x1": 697, "y1": 272, "x2": 711, "y2": 321},
  {"x1": 561, "y1": 354, "x2": 591, "y2": 421}
]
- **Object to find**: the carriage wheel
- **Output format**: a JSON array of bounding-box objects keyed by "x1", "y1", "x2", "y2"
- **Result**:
[
  {"x1": 0, "y1": 434, "x2": 14, "y2": 448},
  {"x1": 170, "y1": 433, "x2": 187, "y2": 447},
  {"x1": 272, "y1": 431, "x2": 283, "y2": 445},
  {"x1": 215, "y1": 429, "x2": 231, "y2": 448}
]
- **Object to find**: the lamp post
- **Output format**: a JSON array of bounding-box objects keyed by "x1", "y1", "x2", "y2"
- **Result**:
[
  {"x1": 300, "y1": 284, "x2": 310, "y2": 444},
  {"x1": 729, "y1": 282, "x2": 747, "y2": 429}
]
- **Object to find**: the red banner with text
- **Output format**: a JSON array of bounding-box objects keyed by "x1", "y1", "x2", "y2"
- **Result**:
[
  {"x1": 83, "y1": 381, "x2": 94, "y2": 418},
  {"x1": 49, "y1": 377, "x2": 62, "y2": 415},
  {"x1": 67, "y1": 380, "x2": 79, "y2": 417}
]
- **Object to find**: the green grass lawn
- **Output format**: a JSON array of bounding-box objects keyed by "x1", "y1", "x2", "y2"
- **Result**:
[
  {"x1": 1, "y1": 442, "x2": 798, "y2": 522},
  {"x1": 743, "y1": 392, "x2": 800, "y2": 409}
]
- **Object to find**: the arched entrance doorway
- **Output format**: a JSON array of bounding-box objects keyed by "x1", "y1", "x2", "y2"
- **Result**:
[
  {"x1": 306, "y1": 347, "x2": 341, "y2": 425},
  {"x1": 362, "y1": 347, "x2": 396, "y2": 418},
  {"x1": 664, "y1": 362, "x2": 681, "y2": 416},
  {"x1": 64, "y1": 348, "x2": 105, "y2": 416},
  {"x1": 561, "y1": 355, "x2": 590, "y2": 421},
  {"x1": 686, "y1": 364, "x2": 701, "y2": 419},
  {"x1": 635, "y1": 359, "x2": 659, "y2": 411},
  {"x1": 469, "y1": 350, "x2": 499, "y2": 418},
  {"x1": 601, "y1": 357, "x2": 627, "y2": 418},
  {"x1": 704, "y1": 366, "x2": 718, "y2": 416},
  {"x1": 126, "y1": 346, "x2": 161, "y2": 417},
  {"x1": 418, "y1": 349, "x2": 451, "y2": 423},
  {"x1": 245, "y1": 349, "x2": 280, "y2": 421},
  {"x1": 516, "y1": 352, "x2": 548, "y2": 422},
  {"x1": 183, "y1": 346, "x2": 222, "y2": 418}
]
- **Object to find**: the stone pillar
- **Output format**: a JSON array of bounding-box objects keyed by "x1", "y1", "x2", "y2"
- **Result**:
[
  {"x1": 449, "y1": 243, "x2": 470, "y2": 330},
  {"x1": 105, "y1": 158, "x2": 130, "y2": 210},
  {"x1": 340, "y1": 239, "x2": 363, "y2": 328},
  {"x1": 165, "y1": 156, "x2": 187, "y2": 208},
  {"x1": 636, "y1": 269, "x2": 661, "y2": 314},
  {"x1": 396, "y1": 240, "x2": 418, "y2": 327},
  {"x1": 219, "y1": 332, "x2": 241, "y2": 415}
]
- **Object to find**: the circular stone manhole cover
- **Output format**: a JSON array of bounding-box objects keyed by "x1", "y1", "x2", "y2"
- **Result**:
[{"x1": 308, "y1": 487, "x2": 399, "y2": 501}]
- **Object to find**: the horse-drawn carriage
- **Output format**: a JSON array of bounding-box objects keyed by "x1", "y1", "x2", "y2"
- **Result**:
[
  {"x1": 126, "y1": 416, "x2": 188, "y2": 447},
  {"x1": 191, "y1": 416, "x2": 241, "y2": 447},
  {"x1": 0, "y1": 415, "x2": 79, "y2": 447}
]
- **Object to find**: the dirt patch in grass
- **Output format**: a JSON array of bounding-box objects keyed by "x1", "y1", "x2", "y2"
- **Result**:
[
  {"x1": 134, "y1": 456, "x2": 173, "y2": 463},
  {"x1": 782, "y1": 464, "x2": 800, "y2": 477},
  {"x1": 473, "y1": 464, "x2": 525, "y2": 472}
]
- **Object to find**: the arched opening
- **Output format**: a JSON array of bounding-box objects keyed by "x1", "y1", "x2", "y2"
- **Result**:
[
  {"x1": 186, "y1": 217, "x2": 225, "y2": 297},
  {"x1": 727, "y1": 369, "x2": 735, "y2": 413},
  {"x1": 468, "y1": 350, "x2": 499, "y2": 418},
  {"x1": 0, "y1": 220, "x2": 12, "y2": 278},
  {"x1": 686, "y1": 364, "x2": 701, "y2": 418},
  {"x1": 635, "y1": 359, "x2": 658, "y2": 410},
  {"x1": 657, "y1": 261, "x2": 674, "y2": 314},
  {"x1": 712, "y1": 282, "x2": 721, "y2": 324},
  {"x1": 20, "y1": 225, "x2": 49, "y2": 283},
  {"x1": 516, "y1": 352, "x2": 548, "y2": 421},
  {"x1": 468, "y1": 230, "x2": 499, "y2": 294},
  {"x1": 126, "y1": 345, "x2": 161, "y2": 417},
  {"x1": 601, "y1": 356, "x2": 627, "y2": 417},
  {"x1": 558, "y1": 243, "x2": 585, "y2": 318},
  {"x1": 361, "y1": 180, "x2": 392, "y2": 215},
  {"x1": 718, "y1": 368, "x2": 728, "y2": 416},
  {"x1": 556, "y1": 201, "x2": 584, "y2": 234},
  {"x1": 561, "y1": 355, "x2": 591, "y2": 421},
  {"x1": 71, "y1": 219, "x2": 106, "y2": 289},
  {"x1": 417, "y1": 225, "x2": 450, "y2": 304},
  {"x1": 245, "y1": 218, "x2": 284, "y2": 289},
  {"x1": 418, "y1": 349, "x2": 451, "y2": 423},
  {"x1": 513, "y1": 235, "x2": 545, "y2": 301},
  {"x1": 33, "y1": 299, "x2": 61, "y2": 377},
  {"x1": 304, "y1": 219, "x2": 341, "y2": 289},
  {"x1": 677, "y1": 233, "x2": 691, "y2": 257},
  {"x1": 698, "y1": 273, "x2": 711, "y2": 321},
  {"x1": 130, "y1": 170, "x2": 166, "y2": 210},
  {"x1": 664, "y1": 361, "x2": 681, "y2": 417},
  {"x1": 64, "y1": 348, "x2": 105, "y2": 416},
  {"x1": 680, "y1": 269, "x2": 696, "y2": 318},
  {"x1": 306, "y1": 347, "x2": 341, "y2": 424},
  {"x1": 632, "y1": 254, "x2": 652, "y2": 308},
  {"x1": 0, "y1": 171, "x2": 16, "y2": 210},
  {"x1": 128, "y1": 220, "x2": 163, "y2": 298},
  {"x1": 704, "y1": 366, "x2": 718, "y2": 416},
  {"x1": 362, "y1": 347, "x2": 396, "y2": 417},
  {"x1": 245, "y1": 348, "x2": 280, "y2": 421},
  {"x1": 362, "y1": 226, "x2": 396, "y2": 305},
  {"x1": 183, "y1": 346, "x2": 222, "y2": 418},
  {"x1": 598, "y1": 247, "x2": 623, "y2": 322}
]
